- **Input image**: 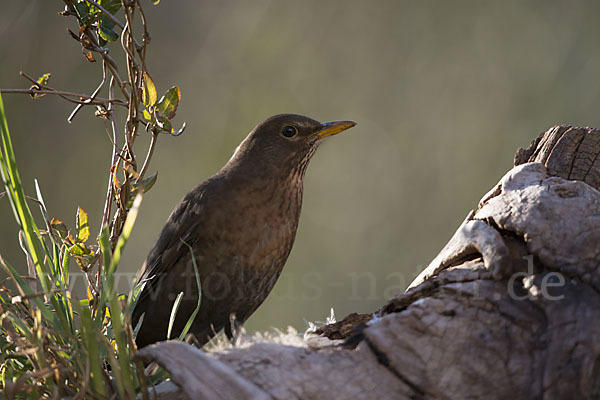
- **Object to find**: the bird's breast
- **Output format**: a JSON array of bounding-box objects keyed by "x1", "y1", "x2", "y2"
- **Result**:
[{"x1": 231, "y1": 179, "x2": 302, "y2": 266}]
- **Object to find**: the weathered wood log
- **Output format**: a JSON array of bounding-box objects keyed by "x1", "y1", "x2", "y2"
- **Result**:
[
  {"x1": 135, "y1": 341, "x2": 271, "y2": 400},
  {"x1": 135, "y1": 126, "x2": 600, "y2": 400}
]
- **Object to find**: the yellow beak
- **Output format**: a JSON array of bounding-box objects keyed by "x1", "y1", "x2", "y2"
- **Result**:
[{"x1": 315, "y1": 120, "x2": 356, "y2": 139}]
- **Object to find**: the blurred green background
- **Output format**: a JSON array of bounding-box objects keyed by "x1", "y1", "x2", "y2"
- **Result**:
[{"x1": 2, "y1": 0, "x2": 600, "y2": 334}]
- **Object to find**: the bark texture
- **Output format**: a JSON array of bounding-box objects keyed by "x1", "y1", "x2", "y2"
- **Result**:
[{"x1": 135, "y1": 125, "x2": 600, "y2": 400}]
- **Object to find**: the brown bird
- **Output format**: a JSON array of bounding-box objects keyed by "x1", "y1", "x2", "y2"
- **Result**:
[{"x1": 132, "y1": 114, "x2": 355, "y2": 348}]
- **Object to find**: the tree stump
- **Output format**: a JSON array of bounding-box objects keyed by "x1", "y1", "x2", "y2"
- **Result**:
[{"x1": 135, "y1": 126, "x2": 600, "y2": 400}]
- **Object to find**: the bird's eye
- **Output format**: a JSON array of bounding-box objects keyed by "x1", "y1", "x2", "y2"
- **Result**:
[{"x1": 281, "y1": 125, "x2": 298, "y2": 138}]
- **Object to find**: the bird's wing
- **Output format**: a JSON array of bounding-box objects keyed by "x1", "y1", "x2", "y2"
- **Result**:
[{"x1": 132, "y1": 185, "x2": 207, "y2": 321}]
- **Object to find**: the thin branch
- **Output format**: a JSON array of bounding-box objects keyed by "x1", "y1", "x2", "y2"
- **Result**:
[
  {"x1": 19, "y1": 70, "x2": 44, "y2": 86},
  {"x1": 101, "y1": 77, "x2": 120, "y2": 230},
  {"x1": 0, "y1": 88, "x2": 126, "y2": 107},
  {"x1": 84, "y1": 270, "x2": 99, "y2": 297},
  {"x1": 122, "y1": 7, "x2": 141, "y2": 161},
  {"x1": 23, "y1": 70, "x2": 126, "y2": 108},
  {"x1": 103, "y1": 58, "x2": 130, "y2": 100},
  {"x1": 79, "y1": 26, "x2": 131, "y2": 100},
  {"x1": 96, "y1": 77, "x2": 119, "y2": 298},
  {"x1": 68, "y1": 61, "x2": 108, "y2": 123},
  {"x1": 136, "y1": 0, "x2": 150, "y2": 69},
  {"x1": 119, "y1": 14, "x2": 138, "y2": 63}
]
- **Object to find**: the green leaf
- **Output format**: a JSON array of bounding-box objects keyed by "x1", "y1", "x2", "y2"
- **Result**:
[
  {"x1": 68, "y1": 242, "x2": 92, "y2": 257},
  {"x1": 36, "y1": 73, "x2": 51, "y2": 86},
  {"x1": 142, "y1": 109, "x2": 152, "y2": 123},
  {"x1": 86, "y1": 0, "x2": 100, "y2": 15},
  {"x1": 50, "y1": 218, "x2": 69, "y2": 240},
  {"x1": 172, "y1": 122, "x2": 187, "y2": 136},
  {"x1": 98, "y1": 16, "x2": 119, "y2": 42},
  {"x1": 152, "y1": 0, "x2": 161, "y2": 4},
  {"x1": 157, "y1": 116, "x2": 172, "y2": 133},
  {"x1": 127, "y1": 171, "x2": 156, "y2": 207},
  {"x1": 74, "y1": 2, "x2": 93, "y2": 25},
  {"x1": 142, "y1": 72, "x2": 157, "y2": 108},
  {"x1": 134, "y1": 171, "x2": 158, "y2": 194},
  {"x1": 68, "y1": 242, "x2": 93, "y2": 270},
  {"x1": 98, "y1": 0, "x2": 122, "y2": 14},
  {"x1": 157, "y1": 86, "x2": 181, "y2": 120},
  {"x1": 75, "y1": 207, "x2": 90, "y2": 243}
]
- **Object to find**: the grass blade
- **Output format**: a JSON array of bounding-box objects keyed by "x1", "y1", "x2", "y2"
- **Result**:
[
  {"x1": 100, "y1": 193, "x2": 143, "y2": 399},
  {"x1": 0, "y1": 256, "x2": 57, "y2": 325},
  {"x1": 167, "y1": 291, "x2": 184, "y2": 340},
  {"x1": 0, "y1": 93, "x2": 51, "y2": 292},
  {"x1": 78, "y1": 305, "x2": 108, "y2": 398},
  {"x1": 177, "y1": 240, "x2": 202, "y2": 341},
  {"x1": 108, "y1": 193, "x2": 143, "y2": 277}
]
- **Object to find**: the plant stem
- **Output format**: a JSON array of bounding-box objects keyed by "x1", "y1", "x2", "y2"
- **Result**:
[{"x1": 138, "y1": 132, "x2": 157, "y2": 181}]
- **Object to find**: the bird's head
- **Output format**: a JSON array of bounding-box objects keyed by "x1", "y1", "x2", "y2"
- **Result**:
[{"x1": 227, "y1": 114, "x2": 356, "y2": 178}]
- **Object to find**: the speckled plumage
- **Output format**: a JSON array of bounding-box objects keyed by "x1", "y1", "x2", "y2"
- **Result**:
[{"x1": 132, "y1": 114, "x2": 355, "y2": 348}]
